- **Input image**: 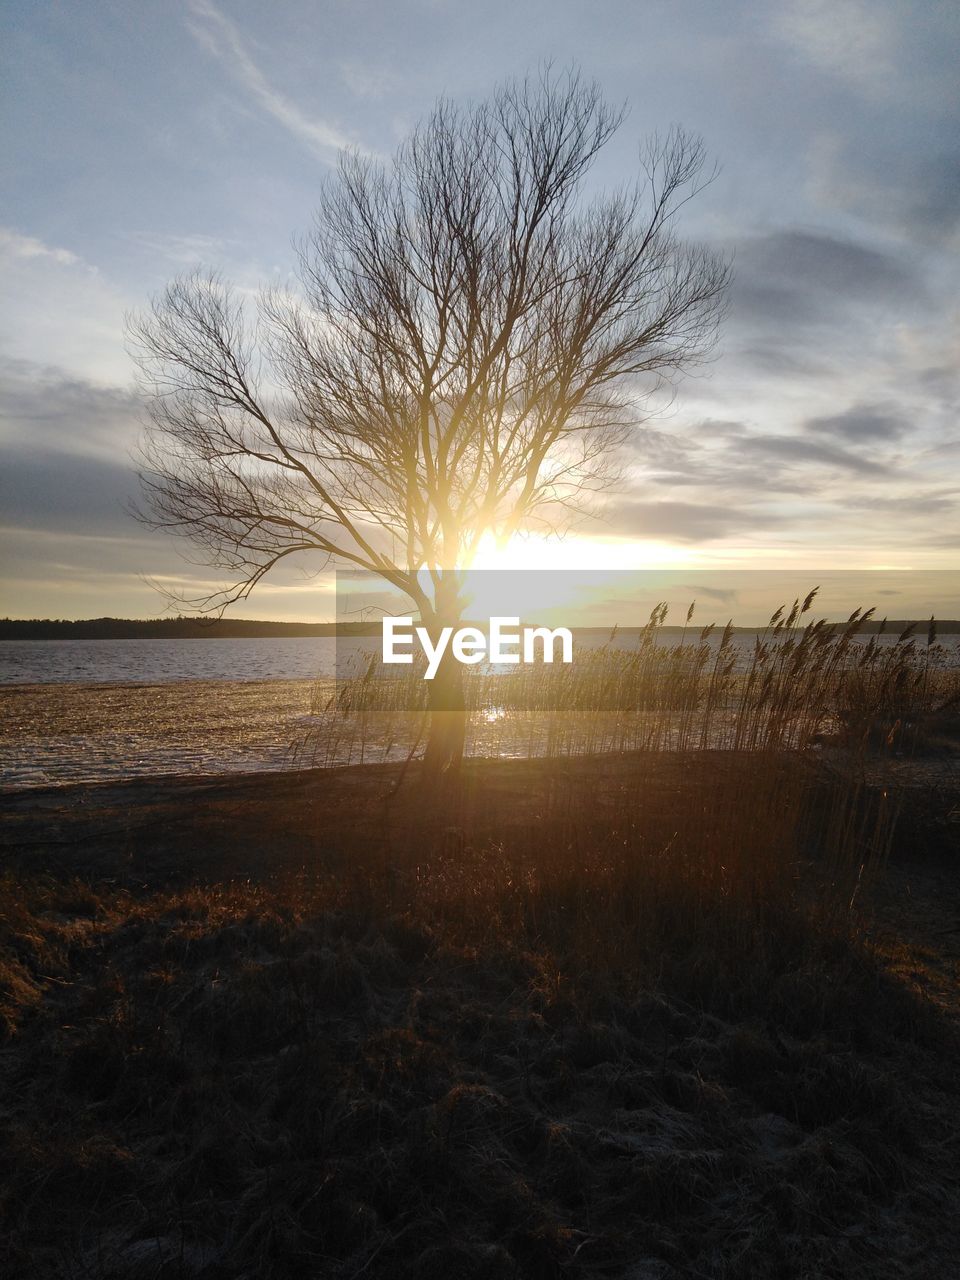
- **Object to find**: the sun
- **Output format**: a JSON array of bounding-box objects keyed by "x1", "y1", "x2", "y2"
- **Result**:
[
  {"x1": 458, "y1": 531, "x2": 699, "y2": 625},
  {"x1": 469, "y1": 530, "x2": 696, "y2": 574}
]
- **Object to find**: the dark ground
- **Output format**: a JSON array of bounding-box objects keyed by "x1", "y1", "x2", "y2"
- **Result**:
[{"x1": 1, "y1": 755, "x2": 959, "y2": 1279}]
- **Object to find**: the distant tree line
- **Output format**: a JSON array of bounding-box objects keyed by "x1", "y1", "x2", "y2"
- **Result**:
[
  {"x1": 1, "y1": 617, "x2": 956, "y2": 640},
  {"x1": 0, "y1": 618, "x2": 377, "y2": 640}
]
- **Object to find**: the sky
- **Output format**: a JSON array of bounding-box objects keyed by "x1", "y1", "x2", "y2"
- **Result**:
[{"x1": 1, "y1": 0, "x2": 958, "y2": 622}]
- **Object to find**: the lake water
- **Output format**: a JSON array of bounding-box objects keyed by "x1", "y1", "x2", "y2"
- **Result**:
[
  {"x1": 2, "y1": 631, "x2": 957, "y2": 687},
  {"x1": 2, "y1": 633, "x2": 957, "y2": 789},
  {"x1": 0, "y1": 637, "x2": 338, "y2": 685}
]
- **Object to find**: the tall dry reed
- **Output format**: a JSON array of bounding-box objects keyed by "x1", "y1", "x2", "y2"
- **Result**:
[{"x1": 299, "y1": 593, "x2": 957, "y2": 768}]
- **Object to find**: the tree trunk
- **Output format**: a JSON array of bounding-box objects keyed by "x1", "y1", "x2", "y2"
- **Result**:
[
  {"x1": 422, "y1": 649, "x2": 466, "y2": 780},
  {"x1": 420, "y1": 574, "x2": 467, "y2": 783}
]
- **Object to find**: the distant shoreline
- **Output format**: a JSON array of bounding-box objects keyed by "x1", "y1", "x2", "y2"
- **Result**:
[
  {"x1": 2, "y1": 617, "x2": 959, "y2": 640},
  {"x1": 0, "y1": 618, "x2": 362, "y2": 640}
]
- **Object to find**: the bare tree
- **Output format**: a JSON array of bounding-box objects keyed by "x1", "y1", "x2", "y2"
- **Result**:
[{"x1": 129, "y1": 68, "x2": 729, "y2": 776}]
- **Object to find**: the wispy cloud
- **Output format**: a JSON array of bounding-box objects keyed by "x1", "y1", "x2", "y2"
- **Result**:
[
  {"x1": 127, "y1": 231, "x2": 234, "y2": 266},
  {"x1": 0, "y1": 228, "x2": 80, "y2": 267},
  {"x1": 185, "y1": 0, "x2": 353, "y2": 158}
]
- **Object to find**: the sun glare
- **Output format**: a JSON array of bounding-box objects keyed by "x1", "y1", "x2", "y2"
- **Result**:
[
  {"x1": 452, "y1": 532, "x2": 700, "y2": 624},
  {"x1": 469, "y1": 531, "x2": 695, "y2": 575}
]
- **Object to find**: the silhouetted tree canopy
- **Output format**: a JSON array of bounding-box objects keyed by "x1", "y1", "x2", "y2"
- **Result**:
[{"x1": 130, "y1": 68, "x2": 729, "y2": 621}]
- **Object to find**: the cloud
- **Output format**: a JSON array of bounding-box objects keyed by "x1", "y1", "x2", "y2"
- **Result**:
[
  {"x1": 735, "y1": 345, "x2": 833, "y2": 378},
  {"x1": 770, "y1": 0, "x2": 898, "y2": 97},
  {"x1": 736, "y1": 230, "x2": 918, "y2": 308},
  {"x1": 0, "y1": 358, "x2": 142, "y2": 460},
  {"x1": 731, "y1": 281, "x2": 820, "y2": 328},
  {"x1": 622, "y1": 412, "x2": 883, "y2": 496},
  {"x1": 737, "y1": 433, "x2": 890, "y2": 475},
  {"x1": 808, "y1": 133, "x2": 960, "y2": 248},
  {"x1": 675, "y1": 583, "x2": 739, "y2": 605},
  {"x1": 844, "y1": 491, "x2": 957, "y2": 517},
  {"x1": 0, "y1": 229, "x2": 131, "y2": 384},
  {"x1": 805, "y1": 403, "x2": 909, "y2": 442},
  {"x1": 185, "y1": 0, "x2": 354, "y2": 158},
  {"x1": 622, "y1": 425, "x2": 695, "y2": 467},
  {"x1": 719, "y1": 228, "x2": 935, "y2": 441},
  {"x1": 915, "y1": 362, "x2": 960, "y2": 400},
  {"x1": 600, "y1": 500, "x2": 781, "y2": 543},
  {"x1": 727, "y1": 230, "x2": 924, "y2": 372},
  {"x1": 690, "y1": 419, "x2": 749, "y2": 440},
  {"x1": 127, "y1": 231, "x2": 236, "y2": 266},
  {"x1": 0, "y1": 514, "x2": 337, "y2": 620},
  {"x1": 0, "y1": 450, "x2": 140, "y2": 537},
  {"x1": 0, "y1": 228, "x2": 79, "y2": 267}
]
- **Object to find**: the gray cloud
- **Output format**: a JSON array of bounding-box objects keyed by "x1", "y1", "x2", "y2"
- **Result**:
[
  {"x1": 632, "y1": 420, "x2": 868, "y2": 494},
  {"x1": 915, "y1": 363, "x2": 960, "y2": 399},
  {"x1": 600, "y1": 500, "x2": 781, "y2": 543},
  {"x1": 675, "y1": 582, "x2": 739, "y2": 605},
  {"x1": 641, "y1": 463, "x2": 810, "y2": 496},
  {"x1": 622, "y1": 425, "x2": 693, "y2": 468},
  {"x1": 0, "y1": 357, "x2": 142, "y2": 458},
  {"x1": 805, "y1": 403, "x2": 910, "y2": 442},
  {"x1": 907, "y1": 153, "x2": 960, "y2": 242},
  {"x1": 639, "y1": 470, "x2": 709, "y2": 488},
  {"x1": 844, "y1": 492, "x2": 957, "y2": 517},
  {"x1": 729, "y1": 229, "x2": 923, "y2": 337},
  {"x1": 736, "y1": 434, "x2": 891, "y2": 475},
  {"x1": 738, "y1": 230, "x2": 917, "y2": 300},
  {"x1": 732, "y1": 281, "x2": 821, "y2": 328},
  {"x1": 735, "y1": 345, "x2": 834, "y2": 378},
  {"x1": 810, "y1": 135, "x2": 960, "y2": 247},
  {"x1": 0, "y1": 451, "x2": 139, "y2": 536},
  {"x1": 693, "y1": 419, "x2": 749, "y2": 439}
]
